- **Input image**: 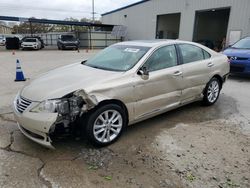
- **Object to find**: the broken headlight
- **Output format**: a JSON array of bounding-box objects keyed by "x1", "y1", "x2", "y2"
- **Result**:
[
  {"x1": 30, "y1": 100, "x2": 60, "y2": 113},
  {"x1": 30, "y1": 96, "x2": 84, "y2": 116}
]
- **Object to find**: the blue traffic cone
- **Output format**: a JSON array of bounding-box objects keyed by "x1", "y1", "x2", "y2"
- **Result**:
[{"x1": 15, "y1": 59, "x2": 26, "y2": 82}]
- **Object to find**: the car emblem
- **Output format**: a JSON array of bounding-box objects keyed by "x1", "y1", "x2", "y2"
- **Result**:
[{"x1": 230, "y1": 56, "x2": 237, "y2": 61}]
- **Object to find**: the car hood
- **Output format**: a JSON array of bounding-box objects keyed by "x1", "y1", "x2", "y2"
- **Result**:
[
  {"x1": 223, "y1": 48, "x2": 250, "y2": 57},
  {"x1": 61, "y1": 40, "x2": 78, "y2": 43},
  {"x1": 22, "y1": 42, "x2": 37, "y2": 45},
  {"x1": 21, "y1": 63, "x2": 123, "y2": 101}
]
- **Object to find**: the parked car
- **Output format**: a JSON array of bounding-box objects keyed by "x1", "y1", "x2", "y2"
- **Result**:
[
  {"x1": 13, "y1": 40, "x2": 229, "y2": 148},
  {"x1": 5, "y1": 37, "x2": 20, "y2": 50},
  {"x1": 21, "y1": 36, "x2": 44, "y2": 49},
  {"x1": 223, "y1": 37, "x2": 250, "y2": 75},
  {"x1": 57, "y1": 34, "x2": 80, "y2": 50},
  {"x1": 0, "y1": 36, "x2": 6, "y2": 46},
  {"x1": 21, "y1": 37, "x2": 42, "y2": 50}
]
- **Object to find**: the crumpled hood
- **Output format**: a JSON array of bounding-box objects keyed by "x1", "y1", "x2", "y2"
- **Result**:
[
  {"x1": 21, "y1": 63, "x2": 122, "y2": 101},
  {"x1": 223, "y1": 48, "x2": 250, "y2": 58}
]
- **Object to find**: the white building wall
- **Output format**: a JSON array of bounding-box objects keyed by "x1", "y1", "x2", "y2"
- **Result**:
[{"x1": 102, "y1": 0, "x2": 250, "y2": 41}]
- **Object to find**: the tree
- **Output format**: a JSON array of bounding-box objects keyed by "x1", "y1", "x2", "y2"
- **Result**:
[
  {"x1": 11, "y1": 17, "x2": 103, "y2": 34},
  {"x1": 12, "y1": 17, "x2": 54, "y2": 34}
]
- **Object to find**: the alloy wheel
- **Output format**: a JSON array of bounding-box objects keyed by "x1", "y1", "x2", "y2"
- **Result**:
[
  {"x1": 207, "y1": 80, "x2": 220, "y2": 103},
  {"x1": 93, "y1": 110, "x2": 123, "y2": 143}
]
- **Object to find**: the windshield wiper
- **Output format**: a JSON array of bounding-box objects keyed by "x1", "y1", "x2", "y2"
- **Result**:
[{"x1": 85, "y1": 64, "x2": 123, "y2": 72}]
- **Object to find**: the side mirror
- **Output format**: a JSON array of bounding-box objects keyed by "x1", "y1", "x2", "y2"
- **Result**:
[{"x1": 138, "y1": 67, "x2": 149, "y2": 80}]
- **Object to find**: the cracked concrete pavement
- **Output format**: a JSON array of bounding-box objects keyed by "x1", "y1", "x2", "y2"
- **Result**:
[{"x1": 0, "y1": 49, "x2": 250, "y2": 187}]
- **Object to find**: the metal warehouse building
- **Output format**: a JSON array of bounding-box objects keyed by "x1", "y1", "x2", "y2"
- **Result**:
[{"x1": 102, "y1": 0, "x2": 250, "y2": 48}]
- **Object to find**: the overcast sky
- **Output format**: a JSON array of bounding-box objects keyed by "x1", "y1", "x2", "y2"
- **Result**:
[{"x1": 0, "y1": 0, "x2": 141, "y2": 20}]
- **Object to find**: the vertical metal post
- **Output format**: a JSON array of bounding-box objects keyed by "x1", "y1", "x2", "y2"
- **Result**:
[
  {"x1": 92, "y1": 0, "x2": 95, "y2": 22},
  {"x1": 88, "y1": 26, "x2": 92, "y2": 49},
  {"x1": 105, "y1": 31, "x2": 107, "y2": 47},
  {"x1": 29, "y1": 21, "x2": 33, "y2": 36},
  {"x1": 50, "y1": 34, "x2": 52, "y2": 46}
]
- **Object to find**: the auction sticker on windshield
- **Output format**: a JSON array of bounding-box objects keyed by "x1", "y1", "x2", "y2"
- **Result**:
[{"x1": 124, "y1": 48, "x2": 140, "y2": 53}]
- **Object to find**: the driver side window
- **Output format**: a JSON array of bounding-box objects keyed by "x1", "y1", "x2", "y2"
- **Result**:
[{"x1": 144, "y1": 45, "x2": 177, "y2": 72}]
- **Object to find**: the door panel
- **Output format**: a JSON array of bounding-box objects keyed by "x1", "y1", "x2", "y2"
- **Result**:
[
  {"x1": 133, "y1": 45, "x2": 182, "y2": 120},
  {"x1": 180, "y1": 59, "x2": 210, "y2": 102},
  {"x1": 134, "y1": 67, "x2": 182, "y2": 119},
  {"x1": 178, "y1": 44, "x2": 211, "y2": 103}
]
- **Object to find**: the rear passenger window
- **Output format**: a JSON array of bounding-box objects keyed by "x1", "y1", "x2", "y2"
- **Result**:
[
  {"x1": 203, "y1": 50, "x2": 211, "y2": 59},
  {"x1": 179, "y1": 44, "x2": 205, "y2": 64}
]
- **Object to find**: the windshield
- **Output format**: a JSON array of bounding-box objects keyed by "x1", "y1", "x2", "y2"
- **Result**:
[
  {"x1": 61, "y1": 35, "x2": 75, "y2": 41},
  {"x1": 232, "y1": 38, "x2": 250, "y2": 49},
  {"x1": 84, "y1": 45, "x2": 150, "y2": 71},
  {"x1": 24, "y1": 38, "x2": 36, "y2": 42}
]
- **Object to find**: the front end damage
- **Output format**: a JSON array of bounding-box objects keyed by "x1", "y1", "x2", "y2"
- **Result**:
[{"x1": 14, "y1": 90, "x2": 98, "y2": 149}]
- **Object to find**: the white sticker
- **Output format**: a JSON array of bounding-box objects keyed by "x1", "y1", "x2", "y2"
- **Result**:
[{"x1": 124, "y1": 48, "x2": 140, "y2": 53}]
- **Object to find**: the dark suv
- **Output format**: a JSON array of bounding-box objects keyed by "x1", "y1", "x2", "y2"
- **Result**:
[{"x1": 57, "y1": 35, "x2": 80, "y2": 50}]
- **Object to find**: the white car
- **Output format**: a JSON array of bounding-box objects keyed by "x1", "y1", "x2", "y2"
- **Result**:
[
  {"x1": 21, "y1": 38, "x2": 41, "y2": 50},
  {"x1": 0, "y1": 36, "x2": 6, "y2": 46},
  {"x1": 13, "y1": 40, "x2": 229, "y2": 148}
]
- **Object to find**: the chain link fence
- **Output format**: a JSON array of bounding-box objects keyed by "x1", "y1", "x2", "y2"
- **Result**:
[{"x1": 24, "y1": 31, "x2": 121, "y2": 48}]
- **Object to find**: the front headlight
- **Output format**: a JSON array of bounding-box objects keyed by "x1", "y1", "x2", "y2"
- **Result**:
[
  {"x1": 30, "y1": 100, "x2": 60, "y2": 113},
  {"x1": 30, "y1": 95, "x2": 85, "y2": 116}
]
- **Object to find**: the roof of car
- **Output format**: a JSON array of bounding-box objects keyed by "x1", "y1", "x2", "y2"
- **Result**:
[{"x1": 115, "y1": 39, "x2": 187, "y2": 47}]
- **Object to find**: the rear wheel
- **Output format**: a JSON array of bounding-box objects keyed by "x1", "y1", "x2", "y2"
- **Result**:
[
  {"x1": 85, "y1": 104, "x2": 126, "y2": 146},
  {"x1": 203, "y1": 77, "x2": 221, "y2": 106}
]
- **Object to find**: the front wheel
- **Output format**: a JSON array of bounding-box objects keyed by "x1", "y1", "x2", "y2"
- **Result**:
[
  {"x1": 85, "y1": 104, "x2": 126, "y2": 146},
  {"x1": 203, "y1": 77, "x2": 221, "y2": 106}
]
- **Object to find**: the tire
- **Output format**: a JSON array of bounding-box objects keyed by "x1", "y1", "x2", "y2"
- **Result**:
[
  {"x1": 203, "y1": 77, "x2": 221, "y2": 106},
  {"x1": 85, "y1": 104, "x2": 126, "y2": 146}
]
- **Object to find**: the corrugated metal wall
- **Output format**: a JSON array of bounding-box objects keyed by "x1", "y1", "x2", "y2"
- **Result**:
[{"x1": 102, "y1": 0, "x2": 250, "y2": 42}]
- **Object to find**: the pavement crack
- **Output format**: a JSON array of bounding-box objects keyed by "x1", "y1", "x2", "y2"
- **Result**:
[
  {"x1": 2, "y1": 130, "x2": 15, "y2": 151},
  {"x1": 38, "y1": 163, "x2": 52, "y2": 188},
  {"x1": 0, "y1": 111, "x2": 13, "y2": 115},
  {"x1": 0, "y1": 113, "x2": 16, "y2": 123}
]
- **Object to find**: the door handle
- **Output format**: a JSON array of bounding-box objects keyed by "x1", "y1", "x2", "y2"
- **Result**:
[
  {"x1": 173, "y1": 71, "x2": 182, "y2": 76},
  {"x1": 207, "y1": 62, "x2": 214, "y2": 67}
]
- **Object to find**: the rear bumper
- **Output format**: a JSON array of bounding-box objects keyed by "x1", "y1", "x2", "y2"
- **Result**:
[{"x1": 222, "y1": 73, "x2": 229, "y2": 83}]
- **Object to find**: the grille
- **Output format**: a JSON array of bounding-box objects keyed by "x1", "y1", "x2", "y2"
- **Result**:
[{"x1": 16, "y1": 96, "x2": 32, "y2": 113}]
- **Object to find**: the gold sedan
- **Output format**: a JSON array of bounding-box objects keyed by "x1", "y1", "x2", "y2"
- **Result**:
[{"x1": 13, "y1": 40, "x2": 229, "y2": 148}]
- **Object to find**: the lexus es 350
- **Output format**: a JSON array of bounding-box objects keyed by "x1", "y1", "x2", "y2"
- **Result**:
[{"x1": 13, "y1": 40, "x2": 229, "y2": 148}]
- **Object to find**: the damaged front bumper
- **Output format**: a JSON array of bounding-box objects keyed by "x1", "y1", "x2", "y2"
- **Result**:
[
  {"x1": 13, "y1": 90, "x2": 98, "y2": 149},
  {"x1": 17, "y1": 123, "x2": 54, "y2": 149},
  {"x1": 13, "y1": 108, "x2": 58, "y2": 149}
]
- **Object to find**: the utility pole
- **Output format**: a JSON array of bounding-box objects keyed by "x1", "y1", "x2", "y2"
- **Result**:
[{"x1": 92, "y1": 0, "x2": 95, "y2": 23}]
